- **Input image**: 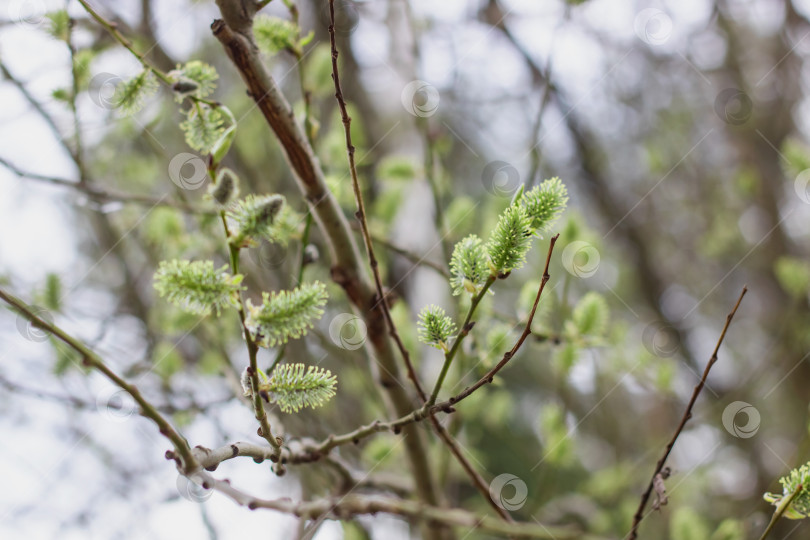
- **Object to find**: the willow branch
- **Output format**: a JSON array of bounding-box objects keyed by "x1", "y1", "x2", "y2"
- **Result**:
[
  {"x1": 76, "y1": 0, "x2": 217, "y2": 107},
  {"x1": 628, "y1": 286, "x2": 748, "y2": 539},
  {"x1": 430, "y1": 234, "x2": 559, "y2": 405},
  {"x1": 210, "y1": 2, "x2": 442, "y2": 519},
  {"x1": 195, "y1": 468, "x2": 595, "y2": 540},
  {"x1": 327, "y1": 0, "x2": 425, "y2": 399},
  {"x1": 219, "y1": 212, "x2": 282, "y2": 461},
  {"x1": 758, "y1": 482, "x2": 803, "y2": 540},
  {"x1": 0, "y1": 287, "x2": 197, "y2": 473},
  {"x1": 0, "y1": 156, "x2": 208, "y2": 214},
  {"x1": 271, "y1": 236, "x2": 560, "y2": 462}
]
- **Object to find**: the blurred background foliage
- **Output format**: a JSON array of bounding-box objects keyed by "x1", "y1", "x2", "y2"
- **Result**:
[{"x1": 2, "y1": 0, "x2": 810, "y2": 539}]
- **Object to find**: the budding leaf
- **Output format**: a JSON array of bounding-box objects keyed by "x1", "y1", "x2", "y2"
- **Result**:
[
  {"x1": 254, "y1": 15, "x2": 301, "y2": 55},
  {"x1": 764, "y1": 462, "x2": 810, "y2": 519},
  {"x1": 180, "y1": 104, "x2": 225, "y2": 153},
  {"x1": 417, "y1": 305, "x2": 457, "y2": 351},
  {"x1": 259, "y1": 363, "x2": 337, "y2": 413},
  {"x1": 519, "y1": 177, "x2": 569, "y2": 234},
  {"x1": 245, "y1": 282, "x2": 328, "y2": 348},
  {"x1": 449, "y1": 234, "x2": 489, "y2": 296},
  {"x1": 226, "y1": 194, "x2": 286, "y2": 248},
  {"x1": 486, "y1": 204, "x2": 533, "y2": 275},
  {"x1": 113, "y1": 69, "x2": 158, "y2": 116},
  {"x1": 153, "y1": 259, "x2": 244, "y2": 316}
]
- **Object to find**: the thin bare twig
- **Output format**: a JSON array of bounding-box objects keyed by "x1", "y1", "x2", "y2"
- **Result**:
[
  {"x1": 196, "y1": 467, "x2": 597, "y2": 540},
  {"x1": 327, "y1": 0, "x2": 426, "y2": 399},
  {"x1": 0, "y1": 156, "x2": 208, "y2": 214},
  {"x1": 211, "y1": 2, "x2": 442, "y2": 519},
  {"x1": 628, "y1": 286, "x2": 748, "y2": 539},
  {"x1": 219, "y1": 212, "x2": 283, "y2": 463},
  {"x1": 0, "y1": 288, "x2": 197, "y2": 473},
  {"x1": 758, "y1": 482, "x2": 804, "y2": 540},
  {"x1": 274, "y1": 236, "x2": 559, "y2": 464}
]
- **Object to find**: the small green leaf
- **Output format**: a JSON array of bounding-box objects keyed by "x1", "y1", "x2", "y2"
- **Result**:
[
  {"x1": 764, "y1": 461, "x2": 810, "y2": 519},
  {"x1": 226, "y1": 194, "x2": 286, "y2": 247},
  {"x1": 42, "y1": 273, "x2": 62, "y2": 312},
  {"x1": 486, "y1": 203, "x2": 533, "y2": 275},
  {"x1": 45, "y1": 10, "x2": 70, "y2": 41},
  {"x1": 113, "y1": 70, "x2": 158, "y2": 116},
  {"x1": 572, "y1": 292, "x2": 608, "y2": 337},
  {"x1": 51, "y1": 88, "x2": 71, "y2": 102},
  {"x1": 153, "y1": 259, "x2": 244, "y2": 316},
  {"x1": 254, "y1": 15, "x2": 300, "y2": 55},
  {"x1": 169, "y1": 61, "x2": 218, "y2": 101},
  {"x1": 260, "y1": 363, "x2": 337, "y2": 413},
  {"x1": 417, "y1": 304, "x2": 456, "y2": 351},
  {"x1": 519, "y1": 177, "x2": 569, "y2": 234},
  {"x1": 245, "y1": 282, "x2": 328, "y2": 347},
  {"x1": 449, "y1": 234, "x2": 489, "y2": 296},
  {"x1": 180, "y1": 104, "x2": 225, "y2": 153}
]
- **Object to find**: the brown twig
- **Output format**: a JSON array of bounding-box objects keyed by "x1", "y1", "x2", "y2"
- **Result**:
[
  {"x1": 196, "y1": 468, "x2": 597, "y2": 540},
  {"x1": 327, "y1": 0, "x2": 426, "y2": 400},
  {"x1": 211, "y1": 2, "x2": 442, "y2": 522},
  {"x1": 0, "y1": 156, "x2": 208, "y2": 214},
  {"x1": 273, "y1": 236, "x2": 559, "y2": 466},
  {"x1": 627, "y1": 285, "x2": 748, "y2": 539},
  {"x1": 0, "y1": 288, "x2": 197, "y2": 473},
  {"x1": 349, "y1": 222, "x2": 450, "y2": 277}
]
